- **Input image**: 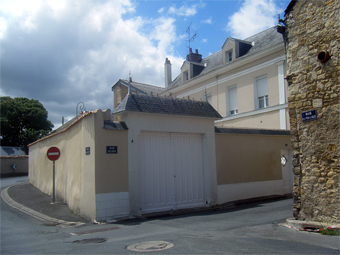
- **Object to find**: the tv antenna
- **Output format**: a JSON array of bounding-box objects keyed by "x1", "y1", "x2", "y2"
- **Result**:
[{"x1": 186, "y1": 23, "x2": 197, "y2": 52}]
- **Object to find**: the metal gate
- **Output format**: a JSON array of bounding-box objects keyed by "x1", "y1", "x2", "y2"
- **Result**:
[{"x1": 139, "y1": 132, "x2": 205, "y2": 214}]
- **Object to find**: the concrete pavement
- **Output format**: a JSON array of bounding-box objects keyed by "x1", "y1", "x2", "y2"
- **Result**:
[
  {"x1": 2, "y1": 180, "x2": 339, "y2": 231},
  {"x1": 1, "y1": 182, "x2": 88, "y2": 226}
]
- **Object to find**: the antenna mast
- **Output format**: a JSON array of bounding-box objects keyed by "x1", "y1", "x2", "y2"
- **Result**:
[{"x1": 186, "y1": 23, "x2": 196, "y2": 52}]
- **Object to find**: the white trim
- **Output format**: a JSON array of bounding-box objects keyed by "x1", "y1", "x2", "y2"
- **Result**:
[
  {"x1": 254, "y1": 75, "x2": 268, "y2": 110},
  {"x1": 276, "y1": 61, "x2": 286, "y2": 129},
  {"x1": 217, "y1": 180, "x2": 284, "y2": 204},
  {"x1": 280, "y1": 108, "x2": 286, "y2": 130},
  {"x1": 215, "y1": 103, "x2": 288, "y2": 123},
  {"x1": 178, "y1": 55, "x2": 285, "y2": 98},
  {"x1": 277, "y1": 61, "x2": 285, "y2": 105},
  {"x1": 226, "y1": 85, "x2": 237, "y2": 117},
  {"x1": 96, "y1": 192, "x2": 130, "y2": 221}
]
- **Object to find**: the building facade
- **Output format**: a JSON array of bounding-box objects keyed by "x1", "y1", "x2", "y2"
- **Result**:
[
  {"x1": 29, "y1": 95, "x2": 292, "y2": 222},
  {"x1": 284, "y1": 0, "x2": 340, "y2": 224},
  {"x1": 161, "y1": 26, "x2": 289, "y2": 130}
]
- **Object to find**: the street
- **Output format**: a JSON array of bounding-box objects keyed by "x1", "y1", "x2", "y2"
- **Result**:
[{"x1": 1, "y1": 176, "x2": 339, "y2": 254}]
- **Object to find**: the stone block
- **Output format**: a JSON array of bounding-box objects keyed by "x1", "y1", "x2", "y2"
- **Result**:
[{"x1": 312, "y1": 99, "x2": 323, "y2": 108}]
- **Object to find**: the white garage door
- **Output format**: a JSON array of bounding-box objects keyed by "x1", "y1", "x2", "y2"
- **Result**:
[{"x1": 139, "y1": 132, "x2": 205, "y2": 214}]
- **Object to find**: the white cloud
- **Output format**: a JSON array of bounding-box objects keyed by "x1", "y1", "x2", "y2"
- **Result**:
[
  {"x1": 202, "y1": 18, "x2": 212, "y2": 24},
  {"x1": 0, "y1": 0, "x2": 183, "y2": 127},
  {"x1": 158, "y1": 7, "x2": 165, "y2": 14},
  {"x1": 0, "y1": 17, "x2": 7, "y2": 39},
  {"x1": 168, "y1": 3, "x2": 205, "y2": 17},
  {"x1": 226, "y1": 0, "x2": 281, "y2": 39}
]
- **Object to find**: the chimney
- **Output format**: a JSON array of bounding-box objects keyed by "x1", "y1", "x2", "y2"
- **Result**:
[
  {"x1": 186, "y1": 49, "x2": 202, "y2": 63},
  {"x1": 164, "y1": 58, "x2": 172, "y2": 89}
]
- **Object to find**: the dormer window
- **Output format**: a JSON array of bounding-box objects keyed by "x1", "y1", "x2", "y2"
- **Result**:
[
  {"x1": 183, "y1": 71, "x2": 189, "y2": 82},
  {"x1": 226, "y1": 50, "x2": 233, "y2": 64},
  {"x1": 222, "y1": 37, "x2": 252, "y2": 64}
]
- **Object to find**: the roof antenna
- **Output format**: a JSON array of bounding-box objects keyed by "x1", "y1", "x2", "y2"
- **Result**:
[
  {"x1": 204, "y1": 86, "x2": 208, "y2": 102},
  {"x1": 186, "y1": 23, "x2": 197, "y2": 53},
  {"x1": 128, "y1": 71, "x2": 131, "y2": 95}
]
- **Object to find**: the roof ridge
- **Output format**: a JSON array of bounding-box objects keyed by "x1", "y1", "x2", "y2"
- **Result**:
[{"x1": 243, "y1": 25, "x2": 278, "y2": 40}]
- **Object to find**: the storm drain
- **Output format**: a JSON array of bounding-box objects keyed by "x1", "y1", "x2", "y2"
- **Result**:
[
  {"x1": 73, "y1": 238, "x2": 107, "y2": 244},
  {"x1": 126, "y1": 241, "x2": 174, "y2": 252}
]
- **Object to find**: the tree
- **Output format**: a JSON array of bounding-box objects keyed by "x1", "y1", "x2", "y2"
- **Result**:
[{"x1": 0, "y1": 97, "x2": 54, "y2": 148}]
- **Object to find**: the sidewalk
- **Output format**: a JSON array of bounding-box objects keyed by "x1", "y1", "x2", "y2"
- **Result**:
[
  {"x1": 2, "y1": 182, "x2": 339, "y2": 230},
  {"x1": 2, "y1": 182, "x2": 89, "y2": 225}
]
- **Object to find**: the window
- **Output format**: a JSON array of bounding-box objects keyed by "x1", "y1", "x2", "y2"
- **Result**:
[
  {"x1": 256, "y1": 76, "x2": 268, "y2": 109},
  {"x1": 258, "y1": 95, "x2": 269, "y2": 109},
  {"x1": 225, "y1": 50, "x2": 233, "y2": 63},
  {"x1": 183, "y1": 71, "x2": 189, "y2": 82},
  {"x1": 228, "y1": 86, "x2": 238, "y2": 116}
]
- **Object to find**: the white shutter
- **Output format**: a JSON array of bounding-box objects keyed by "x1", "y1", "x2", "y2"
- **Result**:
[
  {"x1": 228, "y1": 86, "x2": 238, "y2": 111},
  {"x1": 256, "y1": 76, "x2": 268, "y2": 97}
]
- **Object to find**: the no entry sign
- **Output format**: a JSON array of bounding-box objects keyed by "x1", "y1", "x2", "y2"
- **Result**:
[{"x1": 47, "y1": 147, "x2": 61, "y2": 161}]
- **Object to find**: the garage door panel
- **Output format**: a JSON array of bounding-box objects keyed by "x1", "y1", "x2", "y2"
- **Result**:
[
  {"x1": 173, "y1": 133, "x2": 204, "y2": 209},
  {"x1": 139, "y1": 132, "x2": 204, "y2": 213},
  {"x1": 139, "y1": 132, "x2": 173, "y2": 212}
]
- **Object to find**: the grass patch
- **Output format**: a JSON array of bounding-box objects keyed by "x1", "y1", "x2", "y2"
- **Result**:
[{"x1": 320, "y1": 228, "x2": 340, "y2": 236}]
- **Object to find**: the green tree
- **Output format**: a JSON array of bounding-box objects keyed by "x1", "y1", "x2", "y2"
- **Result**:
[{"x1": 0, "y1": 97, "x2": 54, "y2": 148}]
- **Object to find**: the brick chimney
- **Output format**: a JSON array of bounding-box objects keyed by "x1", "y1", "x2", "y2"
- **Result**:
[
  {"x1": 186, "y1": 48, "x2": 202, "y2": 63},
  {"x1": 164, "y1": 58, "x2": 172, "y2": 89}
]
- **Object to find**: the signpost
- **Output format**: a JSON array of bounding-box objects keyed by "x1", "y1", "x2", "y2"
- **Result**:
[{"x1": 47, "y1": 147, "x2": 60, "y2": 203}]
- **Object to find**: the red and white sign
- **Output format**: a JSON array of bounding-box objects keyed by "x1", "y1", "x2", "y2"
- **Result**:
[{"x1": 47, "y1": 147, "x2": 61, "y2": 161}]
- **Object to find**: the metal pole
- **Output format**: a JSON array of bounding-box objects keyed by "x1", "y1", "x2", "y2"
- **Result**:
[{"x1": 53, "y1": 161, "x2": 55, "y2": 203}]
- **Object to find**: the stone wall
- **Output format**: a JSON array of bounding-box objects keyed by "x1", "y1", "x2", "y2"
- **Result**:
[{"x1": 284, "y1": 0, "x2": 340, "y2": 224}]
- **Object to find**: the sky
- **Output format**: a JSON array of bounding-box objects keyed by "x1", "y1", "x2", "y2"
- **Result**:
[{"x1": 0, "y1": 0, "x2": 291, "y2": 129}]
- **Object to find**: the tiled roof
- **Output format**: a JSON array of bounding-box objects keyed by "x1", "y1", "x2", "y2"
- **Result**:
[
  {"x1": 215, "y1": 127, "x2": 290, "y2": 136},
  {"x1": 53, "y1": 115, "x2": 79, "y2": 133},
  {"x1": 112, "y1": 79, "x2": 164, "y2": 95},
  {"x1": 113, "y1": 94, "x2": 222, "y2": 119},
  {"x1": 167, "y1": 26, "x2": 283, "y2": 90},
  {"x1": 0, "y1": 146, "x2": 27, "y2": 156},
  {"x1": 103, "y1": 120, "x2": 128, "y2": 130}
]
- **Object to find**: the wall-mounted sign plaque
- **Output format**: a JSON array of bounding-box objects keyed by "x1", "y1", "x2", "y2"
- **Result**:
[
  {"x1": 302, "y1": 110, "x2": 317, "y2": 122},
  {"x1": 85, "y1": 147, "x2": 90, "y2": 155},
  {"x1": 106, "y1": 146, "x2": 118, "y2": 154}
]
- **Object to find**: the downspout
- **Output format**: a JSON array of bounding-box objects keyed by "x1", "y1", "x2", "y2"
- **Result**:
[{"x1": 216, "y1": 75, "x2": 220, "y2": 113}]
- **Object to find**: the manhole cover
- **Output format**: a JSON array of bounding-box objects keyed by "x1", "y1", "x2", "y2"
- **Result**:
[
  {"x1": 73, "y1": 238, "x2": 107, "y2": 244},
  {"x1": 126, "y1": 241, "x2": 174, "y2": 252}
]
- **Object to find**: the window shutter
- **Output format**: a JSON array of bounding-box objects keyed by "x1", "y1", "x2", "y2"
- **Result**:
[
  {"x1": 256, "y1": 77, "x2": 268, "y2": 97},
  {"x1": 228, "y1": 86, "x2": 238, "y2": 111}
]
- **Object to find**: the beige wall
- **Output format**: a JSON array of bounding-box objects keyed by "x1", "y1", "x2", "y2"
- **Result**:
[
  {"x1": 216, "y1": 109, "x2": 282, "y2": 129},
  {"x1": 29, "y1": 117, "x2": 85, "y2": 216},
  {"x1": 215, "y1": 130, "x2": 292, "y2": 204},
  {"x1": 114, "y1": 84, "x2": 128, "y2": 109},
  {"x1": 28, "y1": 109, "x2": 129, "y2": 221},
  {"x1": 166, "y1": 45, "x2": 288, "y2": 130},
  {"x1": 216, "y1": 132, "x2": 291, "y2": 185},
  {"x1": 94, "y1": 111, "x2": 128, "y2": 194}
]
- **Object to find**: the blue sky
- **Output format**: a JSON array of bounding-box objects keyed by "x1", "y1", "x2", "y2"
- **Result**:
[{"x1": 0, "y1": 0, "x2": 291, "y2": 128}]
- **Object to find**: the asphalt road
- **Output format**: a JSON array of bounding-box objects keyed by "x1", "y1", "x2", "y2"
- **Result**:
[{"x1": 1, "y1": 176, "x2": 339, "y2": 254}]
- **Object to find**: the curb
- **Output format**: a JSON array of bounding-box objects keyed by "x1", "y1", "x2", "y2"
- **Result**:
[
  {"x1": 1, "y1": 183, "x2": 84, "y2": 227},
  {"x1": 284, "y1": 218, "x2": 340, "y2": 233}
]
